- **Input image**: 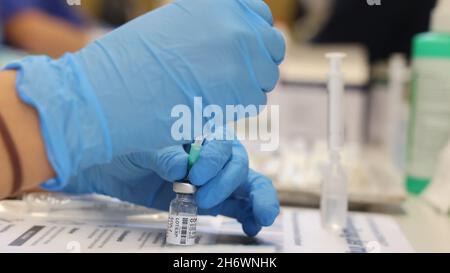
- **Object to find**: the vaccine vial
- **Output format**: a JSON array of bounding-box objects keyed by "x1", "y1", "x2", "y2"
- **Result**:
[{"x1": 166, "y1": 182, "x2": 198, "y2": 246}]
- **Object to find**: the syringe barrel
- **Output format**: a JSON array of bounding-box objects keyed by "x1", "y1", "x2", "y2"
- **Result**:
[{"x1": 326, "y1": 53, "x2": 346, "y2": 153}]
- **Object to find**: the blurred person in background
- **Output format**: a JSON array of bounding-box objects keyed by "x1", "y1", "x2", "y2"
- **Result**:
[
  {"x1": 0, "y1": 0, "x2": 169, "y2": 58},
  {"x1": 0, "y1": 0, "x2": 90, "y2": 58}
]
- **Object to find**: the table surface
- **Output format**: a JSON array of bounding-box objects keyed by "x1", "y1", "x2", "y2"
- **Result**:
[{"x1": 376, "y1": 196, "x2": 450, "y2": 252}]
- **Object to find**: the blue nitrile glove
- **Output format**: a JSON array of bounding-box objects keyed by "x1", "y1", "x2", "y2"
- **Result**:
[
  {"x1": 62, "y1": 140, "x2": 280, "y2": 237},
  {"x1": 5, "y1": 0, "x2": 285, "y2": 190}
]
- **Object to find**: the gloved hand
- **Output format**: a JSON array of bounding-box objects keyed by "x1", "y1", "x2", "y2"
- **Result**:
[
  {"x1": 62, "y1": 140, "x2": 280, "y2": 236},
  {"x1": 6, "y1": 0, "x2": 285, "y2": 189}
]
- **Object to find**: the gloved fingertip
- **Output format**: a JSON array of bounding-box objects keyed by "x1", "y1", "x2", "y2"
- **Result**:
[
  {"x1": 166, "y1": 157, "x2": 188, "y2": 182},
  {"x1": 258, "y1": 204, "x2": 280, "y2": 226},
  {"x1": 195, "y1": 190, "x2": 216, "y2": 210},
  {"x1": 152, "y1": 146, "x2": 189, "y2": 182},
  {"x1": 242, "y1": 219, "x2": 262, "y2": 237},
  {"x1": 188, "y1": 140, "x2": 232, "y2": 185},
  {"x1": 188, "y1": 168, "x2": 208, "y2": 186},
  {"x1": 273, "y1": 28, "x2": 286, "y2": 65},
  {"x1": 261, "y1": 65, "x2": 280, "y2": 93},
  {"x1": 248, "y1": 170, "x2": 280, "y2": 226}
]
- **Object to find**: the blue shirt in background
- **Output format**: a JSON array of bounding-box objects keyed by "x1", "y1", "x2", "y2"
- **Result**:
[{"x1": 0, "y1": 0, "x2": 85, "y2": 27}]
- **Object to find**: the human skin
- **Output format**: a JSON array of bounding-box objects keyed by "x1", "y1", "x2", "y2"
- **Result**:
[{"x1": 0, "y1": 71, "x2": 55, "y2": 198}]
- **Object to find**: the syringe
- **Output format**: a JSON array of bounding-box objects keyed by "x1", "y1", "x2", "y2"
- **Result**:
[{"x1": 320, "y1": 53, "x2": 348, "y2": 231}]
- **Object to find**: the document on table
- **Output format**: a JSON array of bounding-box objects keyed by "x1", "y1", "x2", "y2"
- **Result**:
[{"x1": 0, "y1": 199, "x2": 413, "y2": 253}]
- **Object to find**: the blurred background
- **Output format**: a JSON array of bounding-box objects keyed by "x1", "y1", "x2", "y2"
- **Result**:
[
  {"x1": 0, "y1": 0, "x2": 438, "y2": 60},
  {"x1": 1, "y1": 0, "x2": 450, "y2": 217}
]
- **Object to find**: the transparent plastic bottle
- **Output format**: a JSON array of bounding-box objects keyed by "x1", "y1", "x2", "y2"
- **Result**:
[
  {"x1": 166, "y1": 182, "x2": 198, "y2": 246},
  {"x1": 407, "y1": 0, "x2": 450, "y2": 194}
]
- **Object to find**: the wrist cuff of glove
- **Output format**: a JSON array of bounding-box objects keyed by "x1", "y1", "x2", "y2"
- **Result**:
[{"x1": 5, "y1": 54, "x2": 112, "y2": 190}]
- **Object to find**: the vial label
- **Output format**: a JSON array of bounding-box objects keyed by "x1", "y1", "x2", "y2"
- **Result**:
[{"x1": 166, "y1": 215, "x2": 197, "y2": 245}]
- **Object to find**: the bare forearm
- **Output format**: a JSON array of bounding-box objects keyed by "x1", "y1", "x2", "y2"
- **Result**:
[{"x1": 0, "y1": 71, "x2": 55, "y2": 198}]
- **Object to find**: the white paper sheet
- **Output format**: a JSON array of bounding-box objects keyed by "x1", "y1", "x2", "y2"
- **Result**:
[{"x1": 0, "y1": 200, "x2": 413, "y2": 253}]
